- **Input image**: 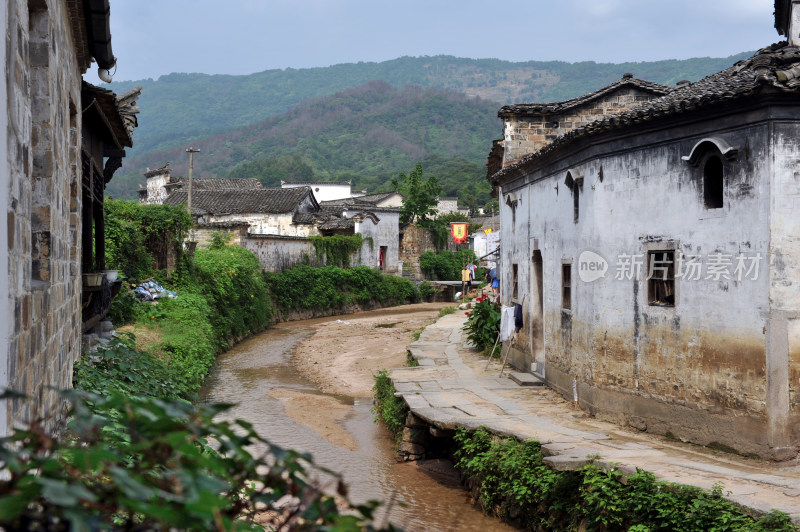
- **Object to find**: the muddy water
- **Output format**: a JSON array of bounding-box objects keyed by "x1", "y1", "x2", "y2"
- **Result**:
[{"x1": 200, "y1": 315, "x2": 515, "y2": 532}]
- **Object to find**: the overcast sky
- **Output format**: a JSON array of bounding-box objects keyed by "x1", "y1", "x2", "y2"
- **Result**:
[{"x1": 96, "y1": 0, "x2": 780, "y2": 83}]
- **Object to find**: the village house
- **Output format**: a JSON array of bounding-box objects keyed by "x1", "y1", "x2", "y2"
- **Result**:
[
  {"x1": 488, "y1": 1, "x2": 800, "y2": 459},
  {"x1": 1, "y1": 0, "x2": 136, "y2": 435},
  {"x1": 142, "y1": 168, "x2": 401, "y2": 273}
]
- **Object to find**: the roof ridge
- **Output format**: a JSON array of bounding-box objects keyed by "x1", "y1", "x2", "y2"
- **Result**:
[
  {"x1": 498, "y1": 75, "x2": 672, "y2": 117},
  {"x1": 491, "y1": 43, "x2": 800, "y2": 185}
]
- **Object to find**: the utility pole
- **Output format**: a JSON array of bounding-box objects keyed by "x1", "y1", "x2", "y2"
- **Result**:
[{"x1": 186, "y1": 146, "x2": 200, "y2": 215}]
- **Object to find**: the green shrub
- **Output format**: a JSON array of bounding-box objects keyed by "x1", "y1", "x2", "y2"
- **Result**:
[
  {"x1": 73, "y1": 335, "x2": 181, "y2": 400},
  {"x1": 0, "y1": 390, "x2": 390, "y2": 531},
  {"x1": 265, "y1": 264, "x2": 418, "y2": 312},
  {"x1": 418, "y1": 280, "x2": 435, "y2": 300},
  {"x1": 310, "y1": 234, "x2": 372, "y2": 268},
  {"x1": 104, "y1": 199, "x2": 191, "y2": 281},
  {"x1": 372, "y1": 370, "x2": 409, "y2": 443},
  {"x1": 419, "y1": 249, "x2": 477, "y2": 280},
  {"x1": 180, "y1": 245, "x2": 272, "y2": 348},
  {"x1": 462, "y1": 299, "x2": 501, "y2": 350},
  {"x1": 453, "y1": 428, "x2": 799, "y2": 531}
]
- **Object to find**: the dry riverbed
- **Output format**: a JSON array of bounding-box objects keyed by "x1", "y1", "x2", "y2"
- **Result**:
[{"x1": 273, "y1": 303, "x2": 451, "y2": 448}]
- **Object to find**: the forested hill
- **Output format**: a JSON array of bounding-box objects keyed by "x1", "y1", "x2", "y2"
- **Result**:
[
  {"x1": 106, "y1": 52, "x2": 754, "y2": 203},
  {"x1": 109, "y1": 82, "x2": 500, "y2": 208}
]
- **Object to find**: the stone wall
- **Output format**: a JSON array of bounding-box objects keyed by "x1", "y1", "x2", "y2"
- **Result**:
[
  {"x1": 502, "y1": 87, "x2": 662, "y2": 166},
  {"x1": 399, "y1": 224, "x2": 436, "y2": 280},
  {"x1": 3, "y1": 0, "x2": 84, "y2": 435}
]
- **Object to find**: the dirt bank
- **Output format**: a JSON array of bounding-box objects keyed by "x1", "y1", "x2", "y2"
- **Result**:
[{"x1": 291, "y1": 302, "x2": 451, "y2": 398}]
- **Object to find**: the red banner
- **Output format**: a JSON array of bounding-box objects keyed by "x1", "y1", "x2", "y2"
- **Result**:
[{"x1": 451, "y1": 222, "x2": 468, "y2": 244}]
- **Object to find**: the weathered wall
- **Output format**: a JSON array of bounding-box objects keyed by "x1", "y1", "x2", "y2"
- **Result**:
[
  {"x1": 767, "y1": 120, "x2": 800, "y2": 453},
  {"x1": 3, "y1": 0, "x2": 84, "y2": 435},
  {"x1": 399, "y1": 224, "x2": 436, "y2": 280},
  {"x1": 502, "y1": 87, "x2": 662, "y2": 166},
  {"x1": 243, "y1": 234, "x2": 316, "y2": 272},
  {"x1": 194, "y1": 225, "x2": 248, "y2": 249},
  {"x1": 142, "y1": 171, "x2": 168, "y2": 205},
  {"x1": 352, "y1": 210, "x2": 400, "y2": 273},
  {"x1": 202, "y1": 212, "x2": 316, "y2": 237},
  {"x1": 497, "y1": 103, "x2": 797, "y2": 458}
]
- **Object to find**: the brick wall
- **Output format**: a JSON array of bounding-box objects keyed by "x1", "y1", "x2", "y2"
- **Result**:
[{"x1": 3, "y1": 0, "x2": 84, "y2": 435}]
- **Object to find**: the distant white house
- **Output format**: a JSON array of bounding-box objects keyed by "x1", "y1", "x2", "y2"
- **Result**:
[
  {"x1": 281, "y1": 180, "x2": 353, "y2": 203},
  {"x1": 436, "y1": 197, "x2": 470, "y2": 216}
]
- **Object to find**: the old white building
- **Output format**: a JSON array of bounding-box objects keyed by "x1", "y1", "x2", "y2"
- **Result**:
[{"x1": 489, "y1": 2, "x2": 800, "y2": 459}]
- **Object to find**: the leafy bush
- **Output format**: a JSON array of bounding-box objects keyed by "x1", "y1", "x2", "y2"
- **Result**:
[
  {"x1": 462, "y1": 298, "x2": 501, "y2": 350},
  {"x1": 0, "y1": 390, "x2": 392, "y2": 531},
  {"x1": 420, "y1": 249, "x2": 477, "y2": 280},
  {"x1": 178, "y1": 245, "x2": 272, "y2": 349},
  {"x1": 265, "y1": 264, "x2": 418, "y2": 312},
  {"x1": 418, "y1": 280, "x2": 435, "y2": 301},
  {"x1": 453, "y1": 428, "x2": 799, "y2": 531},
  {"x1": 104, "y1": 199, "x2": 192, "y2": 281},
  {"x1": 107, "y1": 282, "x2": 142, "y2": 326},
  {"x1": 73, "y1": 335, "x2": 181, "y2": 400},
  {"x1": 310, "y1": 234, "x2": 372, "y2": 268},
  {"x1": 372, "y1": 370, "x2": 409, "y2": 443}
]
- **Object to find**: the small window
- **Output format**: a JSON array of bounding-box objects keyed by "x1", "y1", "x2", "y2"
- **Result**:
[
  {"x1": 573, "y1": 185, "x2": 580, "y2": 223},
  {"x1": 562, "y1": 263, "x2": 571, "y2": 310},
  {"x1": 703, "y1": 156, "x2": 723, "y2": 209},
  {"x1": 647, "y1": 250, "x2": 675, "y2": 306},
  {"x1": 512, "y1": 263, "x2": 519, "y2": 299}
]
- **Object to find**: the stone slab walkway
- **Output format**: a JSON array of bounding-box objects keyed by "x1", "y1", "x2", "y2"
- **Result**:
[{"x1": 389, "y1": 313, "x2": 800, "y2": 523}]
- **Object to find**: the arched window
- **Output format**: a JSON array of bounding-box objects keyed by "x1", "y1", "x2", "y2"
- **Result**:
[
  {"x1": 703, "y1": 156, "x2": 724, "y2": 209},
  {"x1": 682, "y1": 137, "x2": 735, "y2": 211}
]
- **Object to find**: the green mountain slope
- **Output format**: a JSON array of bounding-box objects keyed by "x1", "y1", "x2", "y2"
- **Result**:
[
  {"x1": 109, "y1": 53, "x2": 752, "y2": 157},
  {"x1": 109, "y1": 82, "x2": 499, "y2": 207}
]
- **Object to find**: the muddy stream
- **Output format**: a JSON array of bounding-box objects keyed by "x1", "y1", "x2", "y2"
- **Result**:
[{"x1": 199, "y1": 309, "x2": 514, "y2": 532}]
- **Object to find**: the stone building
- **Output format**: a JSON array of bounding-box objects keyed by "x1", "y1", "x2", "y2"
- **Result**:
[
  {"x1": 1, "y1": 0, "x2": 134, "y2": 435},
  {"x1": 488, "y1": 2, "x2": 800, "y2": 459}
]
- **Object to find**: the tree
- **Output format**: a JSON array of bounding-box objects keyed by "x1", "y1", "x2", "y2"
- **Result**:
[{"x1": 391, "y1": 164, "x2": 442, "y2": 225}]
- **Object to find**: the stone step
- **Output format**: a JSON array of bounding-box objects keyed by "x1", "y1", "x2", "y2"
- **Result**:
[{"x1": 509, "y1": 372, "x2": 545, "y2": 387}]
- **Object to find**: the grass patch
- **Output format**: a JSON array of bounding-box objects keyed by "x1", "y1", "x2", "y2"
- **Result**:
[
  {"x1": 406, "y1": 351, "x2": 419, "y2": 367},
  {"x1": 438, "y1": 306, "x2": 456, "y2": 318},
  {"x1": 372, "y1": 370, "x2": 409, "y2": 443},
  {"x1": 411, "y1": 325, "x2": 429, "y2": 342}
]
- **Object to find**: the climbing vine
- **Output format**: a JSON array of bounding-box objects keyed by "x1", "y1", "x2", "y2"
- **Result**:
[{"x1": 310, "y1": 234, "x2": 373, "y2": 268}]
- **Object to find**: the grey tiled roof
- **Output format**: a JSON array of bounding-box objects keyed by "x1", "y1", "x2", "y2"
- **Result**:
[
  {"x1": 169, "y1": 177, "x2": 262, "y2": 191},
  {"x1": 164, "y1": 187, "x2": 314, "y2": 215},
  {"x1": 492, "y1": 42, "x2": 800, "y2": 184},
  {"x1": 498, "y1": 75, "x2": 671, "y2": 118}
]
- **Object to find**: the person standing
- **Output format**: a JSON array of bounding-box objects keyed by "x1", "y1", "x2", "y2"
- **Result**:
[{"x1": 461, "y1": 265, "x2": 472, "y2": 302}]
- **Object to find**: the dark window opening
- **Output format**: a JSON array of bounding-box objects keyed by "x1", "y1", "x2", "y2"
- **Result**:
[
  {"x1": 562, "y1": 263, "x2": 571, "y2": 310},
  {"x1": 703, "y1": 156, "x2": 723, "y2": 209},
  {"x1": 647, "y1": 250, "x2": 675, "y2": 307},
  {"x1": 512, "y1": 263, "x2": 519, "y2": 299},
  {"x1": 573, "y1": 185, "x2": 580, "y2": 223}
]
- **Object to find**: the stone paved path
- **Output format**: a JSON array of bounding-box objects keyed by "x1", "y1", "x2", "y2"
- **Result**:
[{"x1": 389, "y1": 313, "x2": 800, "y2": 523}]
